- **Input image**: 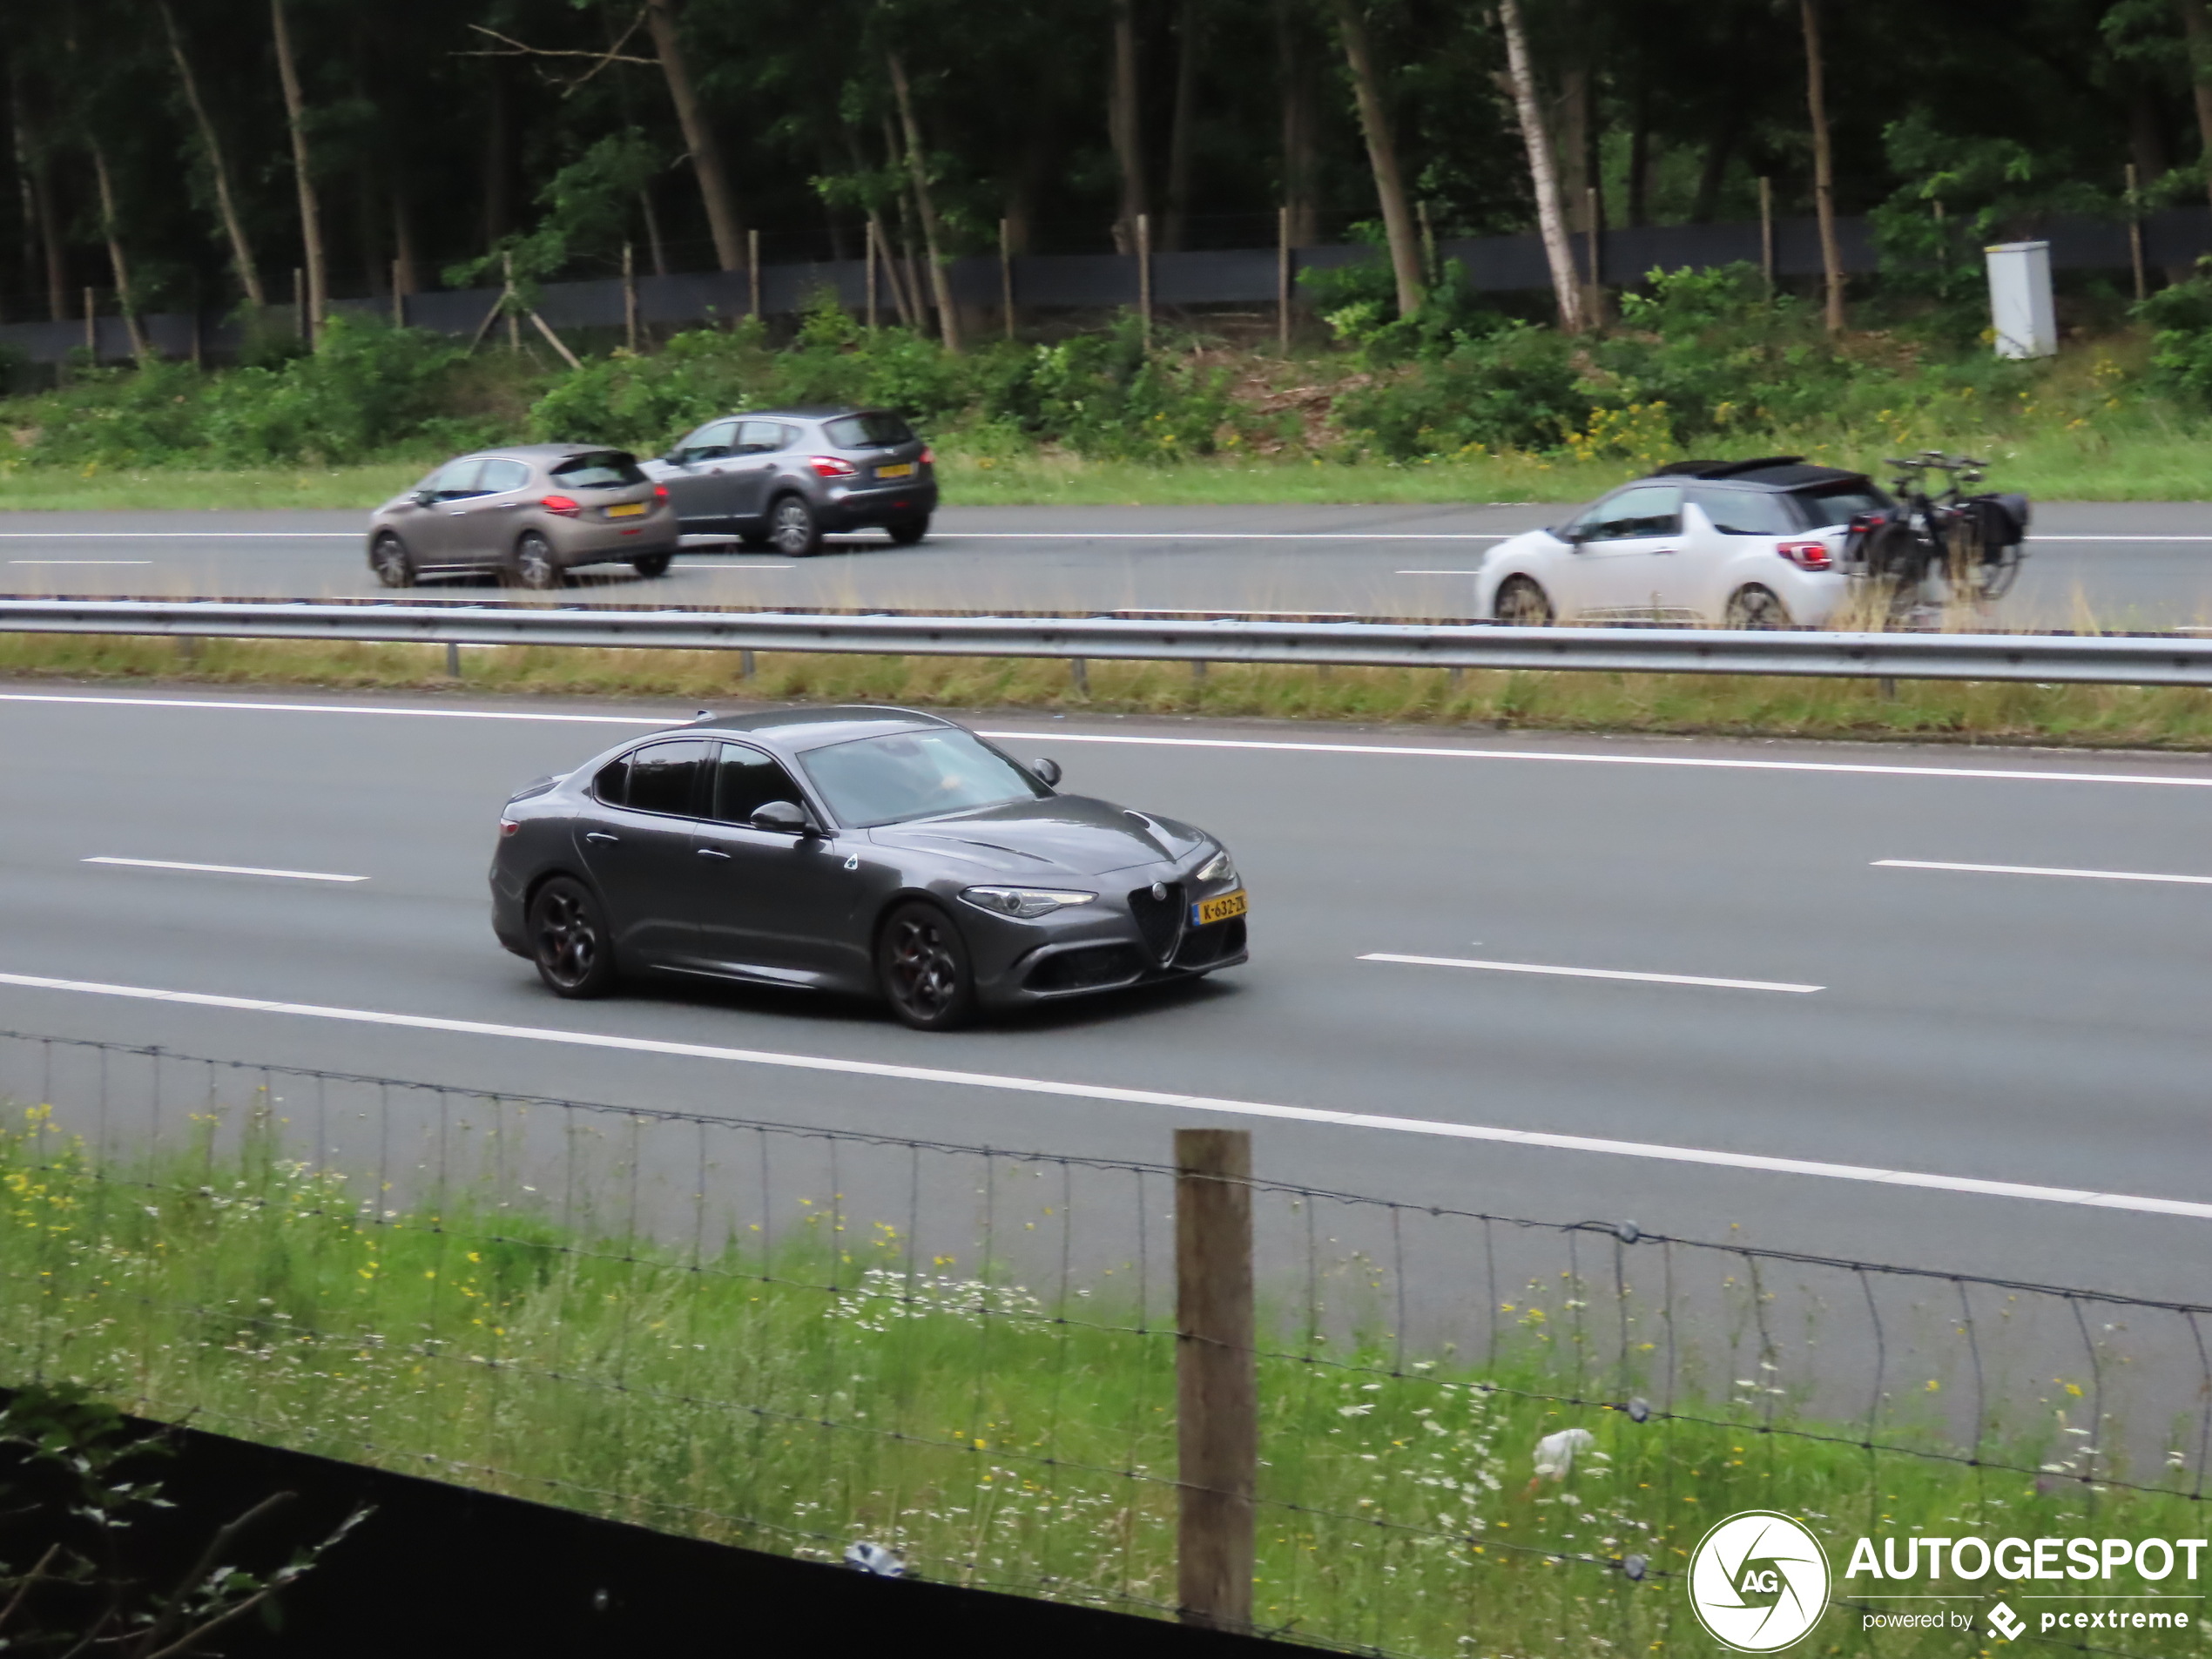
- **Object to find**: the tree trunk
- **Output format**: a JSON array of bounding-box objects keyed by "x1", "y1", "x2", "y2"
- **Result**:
[
  {"x1": 887, "y1": 51, "x2": 961, "y2": 353},
  {"x1": 270, "y1": 0, "x2": 327, "y2": 345},
  {"x1": 158, "y1": 0, "x2": 264, "y2": 307},
  {"x1": 1800, "y1": 0, "x2": 1844, "y2": 334},
  {"x1": 1326, "y1": 0, "x2": 1423, "y2": 319},
  {"x1": 1275, "y1": 0, "x2": 1318, "y2": 246},
  {"x1": 392, "y1": 183, "x2": 421, "y2": 295},
  {"x1": 842, "y1": 121, "x2": 914, "y2": 324},
  {"x1": 2177, "y1": 0, "x2": 2212, "y2": 208},
  {"x1": 644, "y1": 0, "x2": 745, "y2": 271},
  {"x1": 8, "y1": 65, "x2": 64, "y2": 321},
  {"x1": 1688, "y1": 98, "x2": 1740, "y2": 223},
  {"x1": 1495, "y1": 0, "x2": 1581, "y2": 333},
  {"x1": 1625, "y1": 83, "x2": 1651, "y2": 228},
  {"x1": 1163, "y1": 0, "x2": 1202, "y2": 251},
  {"x1": 87, "y1": 139, "x2": 149, "y2": 360},
  {"x1": 1109, "y1": 0, "x2": 1146, "y2": 253},
  {"x1": 480, "y1": 58, "x2": 512, "y2": 249}
]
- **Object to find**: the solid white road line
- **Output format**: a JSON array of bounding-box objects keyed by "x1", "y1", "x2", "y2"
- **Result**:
[
  {"x1": 9, "y1": 559, "x2": 155, "y2": 565},
  {"x1": 1359, "y1": 952, "x2": 1822, "y2": 994},
  {"x1": 2027, "y1": 535, "x2": 2212, "y2": 543},
  {"x1": 0, "y1": 531, "x2": 360, "y2": 538},
  {"x1": 1875, "y1": 858, "x2": 2212, "y2": 886},
  {"x1": 1396, "y1": 569, "x2": 1487, "y2": 576},
  {"x1": 938, "y1": 531, "x2": 1516, "y2": 542},
  {"x1": 0, "y1": 692, "x2": 670, "y2": 725},
  {"x1": 83, "y1": 857, "x2": 368, "y2": 883},
  {"x1": 0, "y1": 968, "x2": 2204, "y2": 1220},
  {"x1": 978, "y1": 728, "x2": 2212, "y2": 789}
]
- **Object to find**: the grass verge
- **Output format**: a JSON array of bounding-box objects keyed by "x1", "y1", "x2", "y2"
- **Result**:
[
  {"x1": 5, "y1": 1104, "x2": 2202, "y2": 1657},
  {"x1": 8, "y1": 633, "x2": 2212, "y2": 751}
]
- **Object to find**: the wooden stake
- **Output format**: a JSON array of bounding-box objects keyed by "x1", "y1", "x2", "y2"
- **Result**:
[
  {"x1": 526, "y1": 307, "x2": 582, "y2": 370},
  {"x1": 1137, "y1": 210, "x2": 1153, "y2": 347},
  {"x1": 866, "y1": 220, "x2": 880, "y2": 333},
  {"x1": 2127, "y1": 163, "x2": 2147, "y2": 303},
  {"x1": 1758, "y1": 176, "x2": 1776, "y2": 293},
  {"x1": 999, "y1": 216, "x2": 1015, "y2": 341},
  {"x1": 1175, "y1": 1128, "x2": 1255, "y2": 1634},
  {"x1": 293, "y1": 267, "x2": 307, "y2": 344},
  {"x1": 1277, "y1": 205, "x2": 1291, "y2": 354},
  {"x1": 1417, "y1": 199, "x2": 1438, "y2": 287},
  {"x1": 391, "y1": 260, "x2": 404, "y2": 327},
  {"x1": 502, "y1": 253, "x2": 520, "y2": 352},
  {"x1": 624, "y1": 241, "x2": 639, "y2": 353},
  {"x1": 1583, "y1": 184, "x2": 1601, "y2": 319},
  {"x1": 748, "y1": 226, "x2": 761, "y2": 321},
  {"x1": 84, "y1": 287, "x2": 95, "y2": 356}
]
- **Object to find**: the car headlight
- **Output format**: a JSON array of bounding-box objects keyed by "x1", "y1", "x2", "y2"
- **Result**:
[
  {"x1": 960, "y1": 886, "x2": 1097, "y2": 920},
  {"x1": 1196, "y1": 847, "x2": 1237, "y2": 885}
]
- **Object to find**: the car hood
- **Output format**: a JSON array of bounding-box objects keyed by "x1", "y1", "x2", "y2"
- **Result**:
[{"x1": 866, "y1": 794, "x2": 1207, "y2": 878}]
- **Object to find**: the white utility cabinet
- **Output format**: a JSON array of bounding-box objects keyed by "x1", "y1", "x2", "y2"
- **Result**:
[{"x1": 1985, "y1": 240, "x2": 2057, "y2": 359}]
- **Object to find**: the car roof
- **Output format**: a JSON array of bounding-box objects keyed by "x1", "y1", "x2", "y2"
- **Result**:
[
  {"x1": 702, "y1": 406, "x2": 901, "y2": 423},
  {"x1": 658, "y1": 705, "x2": 957, "y2": 752},
  {"x1": 1645, "y1": 456, "x2": 1871, "y2": 489},
  {"x1": 466, "y1": 443, "x2": 631, "y2": 461}
]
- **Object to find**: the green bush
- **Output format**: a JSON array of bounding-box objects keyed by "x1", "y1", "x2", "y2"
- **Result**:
[
  {"x1": 2139, "y1": 260, "x2": 2212, "y2": 408},
  {"x1": 1333, "y1": 322, "x2": 1588, "y2": 455}
]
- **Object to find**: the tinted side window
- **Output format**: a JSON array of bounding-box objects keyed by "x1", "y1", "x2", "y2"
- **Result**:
[
  {"x1": 1794, "y1": 485, "x2": 1891, "y2": 528},
  {"x1": 735, "y1": 420, "x2": 789, "y2": 454},
  {"x1": 683, "y1": 419, "x2": 738, "y2": 459},
  {"x1": 477, "y1": 458, "x2": 531, "y2": 494},
  {"x1": 428, "y1": 458, "x2": 485, "y2": 499},
  {"x1": 709, "y1": 744, "x2": 807, "y2": 825},
  {"x1": 1588, "y1": 483, "x2": 1682, "y2": 541},
  {"x1": 592, "y1": 755, "x2": 629, "y2": 806},
  {"x1": 1688, "y1": 487, "x2": 1797, "y2": 536},
  {"x1": 623, "y1": 740, "x2": 710, "y2": 816}
]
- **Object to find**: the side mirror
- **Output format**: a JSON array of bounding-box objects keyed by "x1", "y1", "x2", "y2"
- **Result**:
[
  {"x1": 411, "y1": 489, "x2": 437, "y2": 507},
  {"x1": 750, "y1": 799, "x2": 813, "y2": 836},
  {"x1": 1030, "y1": 758, "x2": 1062, "y2": 787}
]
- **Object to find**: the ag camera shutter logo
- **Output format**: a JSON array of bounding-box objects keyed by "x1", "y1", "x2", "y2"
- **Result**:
[{"x1": 1688, "y1": 1511, "x2": 1832, "y2": 1652}]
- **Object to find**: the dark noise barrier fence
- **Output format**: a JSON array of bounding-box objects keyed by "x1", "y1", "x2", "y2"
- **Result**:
[
  {"x1": 13, "y1": 205, "x2": 2210, "y2": 366},
  {"x1": 1, "y1": 1029, "x2": 2207, "y2": 1656}
]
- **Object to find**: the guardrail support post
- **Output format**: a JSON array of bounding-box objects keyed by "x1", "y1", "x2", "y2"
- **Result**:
[
  {"x1": 445, "y1": 641, "x2": 462, "y2": 679},
  {"x1": 1176, "y1": 1127, "x2": 1255, "y2": 1634},
  {"x1": 738, "y1": 649, "x2": 755, "y2": 680},
  {"x1": 1070, "y1": 657, "x2": 1088, "y2": 694}
]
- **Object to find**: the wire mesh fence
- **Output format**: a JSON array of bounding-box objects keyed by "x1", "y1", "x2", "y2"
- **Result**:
[{"x1": 1, "y1": 1027, "x2": 2206, "y2": 1656}]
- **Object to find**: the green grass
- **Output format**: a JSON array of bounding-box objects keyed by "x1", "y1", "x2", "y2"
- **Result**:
[
  {"x1": 3, "y1": 1103, "x2": 2203, "y2": 1657},
  {"x1": 10, "y1": 632, "x2": 2212, "y2": 752}
]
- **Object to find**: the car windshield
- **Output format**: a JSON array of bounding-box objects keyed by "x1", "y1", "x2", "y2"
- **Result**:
[
  {"x1": 823, "y1": 412, "x2": 914, "y2": 449},
  {"x1": 1793, "y1": 482, "x2": 1892, "y2": 527},
  {"x1": 551, "y1": 451, "x2": 645, "y2": 489},
  {"x1": 799, "y1": 729, "x2": 1045, "y2": 827}
]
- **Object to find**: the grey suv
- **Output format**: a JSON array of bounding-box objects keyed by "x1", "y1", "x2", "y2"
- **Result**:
[
  {"x1": 639, "y1": 407, "x2": 936, "y2": 556},
  {"x1": 368, "y1": 444, "x2": 678, "y2": 590}
]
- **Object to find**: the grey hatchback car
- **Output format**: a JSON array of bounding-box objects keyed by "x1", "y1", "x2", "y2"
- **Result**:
[
  {"x1": 639, "y1": 407, "x2": 936, "y2": 556},
  {"x1": 368, "y1": 444, "x2": 678, "y2": 590}
]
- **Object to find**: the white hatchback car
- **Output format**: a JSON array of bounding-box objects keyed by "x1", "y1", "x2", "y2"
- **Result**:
[{"x1": 1475, "y1": 457, "x2": 1895, "y2": 628}]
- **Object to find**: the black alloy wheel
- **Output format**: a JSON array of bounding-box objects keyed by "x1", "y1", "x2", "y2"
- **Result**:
[
  {"x1": 631, "y1": 552, "x2": 672, "y2": 577},
  {"x1": 887, "y1": 516, "x2": 930, "y2": 547},
  {"x1": 371, "y1": 533, "x2": 415, "y2": 589},
  {"x1": 1723, "y1": 584, "x2": 1791, "y2": 630},
  {"x1": 529, "y1": 876, "x2": 617, "y2": 998},
  {"x1": 512, "y1": 531, "x2": 563, "y2": 590},
  {"x1": 877, "y1": 900, "x2": 977, "y2": 1030},
  {"x1": 769, "y1": 494, "x2": 823, "y2": 557},
  {"x1": 1494, "y1": 576, "x2": 1553, "y2": 625}
]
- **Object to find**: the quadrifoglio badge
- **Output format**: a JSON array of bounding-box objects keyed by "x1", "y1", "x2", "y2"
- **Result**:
[{"x1": 1687, "y1": 1511, "x2": 2207, "y2": 1650}]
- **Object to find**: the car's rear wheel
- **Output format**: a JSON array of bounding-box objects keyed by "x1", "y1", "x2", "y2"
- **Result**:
[
  {"x1": 1724, "y1": 584, "x2": 1791, "y2": 630},
  {"x1": 1494, "y1": 575, "x2": 1554, "y2": 625},
  {"x1": 529, "y1": 876, "x2": 617, "y2": 998},
  {"x1": 511, "y1": 531, "x2": 563, "y2": 590},
  {"x1": 769, "y1": 494, "x2": 823, "y2": 557},
  {"x1": 371, "y1": 533, "x2": 415, "y2": 589},
  {"x1": 631, "y1": 551, "x2": 672, "y2": 577},
  {"x1": 877, "y1": 900, "x2": 976, "y2": 1030},
  {"x1": 887, "y1": 516, "x2": 930, "y2": 547}
]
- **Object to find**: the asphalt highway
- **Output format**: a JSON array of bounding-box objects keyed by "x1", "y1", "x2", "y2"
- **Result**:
[
  {"x1": 3, "y1": 501, "x2": 2212, "y2": 627},
  {"x1": 1, "y1": 683, "x2": 2207, "y2": 1312}
]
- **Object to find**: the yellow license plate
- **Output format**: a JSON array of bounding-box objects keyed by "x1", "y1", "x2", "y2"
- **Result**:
[
  {"x1": 1193, "y1": 889, "x2": 1248, "y2": 927},
  {"x1": 607, "y1": 502, "x2": 647, "y2": 517},
  {"x1": 875, "y1": 462, "x2": 916, "y2": 480}
]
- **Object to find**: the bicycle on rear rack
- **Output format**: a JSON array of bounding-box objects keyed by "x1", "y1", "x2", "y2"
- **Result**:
[{"x1": 1843, "y1": 451, "x2": 2030, "y2": 624}]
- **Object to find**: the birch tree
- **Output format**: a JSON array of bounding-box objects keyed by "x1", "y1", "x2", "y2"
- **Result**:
[{"x1": 1495, "y1": 0, "x2": 1582, "y2": 333}]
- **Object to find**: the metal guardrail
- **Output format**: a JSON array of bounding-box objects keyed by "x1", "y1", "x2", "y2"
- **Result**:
[{"x1": 5, "y1": 596, "x2": 2212, "y2": 686}]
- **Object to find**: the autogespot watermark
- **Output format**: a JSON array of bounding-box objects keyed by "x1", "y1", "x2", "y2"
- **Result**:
[{"x1": 1687, "y1": 1512, "x2": 2207, "y2": 1650}]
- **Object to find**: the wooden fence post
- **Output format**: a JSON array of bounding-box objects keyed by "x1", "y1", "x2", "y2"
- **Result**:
[
  {"x1": 1759, "y1": 176, "x2": 1776, "y2": 294},
  {"x1": 1583, "y1": 184, "x2": 1602, "y2": 323},
  {"x1": 748, "y1": 227, "x2": 762, "y2": 322},
  {"x1": 1277, "y1": 205, "x2": 1291, "y2": 354},
  {"x1": 293, "y1": 267, "x2": 307, "y2": 346},
  {"x1": 83, "y1": 287, "x2": 95, "y2": 357},
  {"x1": 2126, "y1": 163, "x2": 2146, "y2": 303},
  {"x1": 999, "y1": 216, "x2": 1015, "y2": 341},
  {"x1": 502, "y1": 253, "x2": 521, "y2": 352},
  {"x1": 866, "y1": 221, "x2": 880, "y2": 333},
  {"x1": 1137, "y1": 210, "x2": 1153, "y2": 348},
  {"x1": 391, "y1": 260, "x2": 404, "y2": 327},
  {"x1": 1176, "y1": 1126, "x2": 1255, "y2": 1634}
]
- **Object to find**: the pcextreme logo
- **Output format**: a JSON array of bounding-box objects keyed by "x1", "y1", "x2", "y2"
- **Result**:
[{"x1": 1687, "y1": 1511, "x2": 1833, "y2": 1653}]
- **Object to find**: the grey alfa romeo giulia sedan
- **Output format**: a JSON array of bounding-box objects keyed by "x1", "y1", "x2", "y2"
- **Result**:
[{"x1": 489, "y1": 706, "x2": 1248, "y2": 1029}]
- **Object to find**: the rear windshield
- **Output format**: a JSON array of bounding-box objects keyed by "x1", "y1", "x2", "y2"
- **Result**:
[
  {"x1": 823, "y1": 413, "x2": 915, "y2": 450},
  {"x1": 1792, "y1": 482, "x2": 1892, "y2": 528},
  {"x1": 551, "y1": 451, "x2": 646, "y2": 489}
]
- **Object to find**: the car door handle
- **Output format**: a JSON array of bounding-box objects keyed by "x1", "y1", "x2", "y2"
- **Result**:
[
  {"x1": 584, "y1": 832, "x2": 619, "y2": 845},
  {"x1": 697, "y1": 846, "x2": 731, "y2": 860}
]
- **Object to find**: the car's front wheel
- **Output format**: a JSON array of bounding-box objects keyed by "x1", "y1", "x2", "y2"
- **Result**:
[
  {"x1": 631, "y1": 552, "x2": 672, "y2": 577},
  {"x1": 529, "y1": 876, "x2": 617, "y2": 998},
  {"x1": 1724, "y1": 584, "x2": 1791, "y2": 630},
  {"x1": 371, "y1": 533, "x2": 415, "y2": 589},
  {"x1": 877, "y1": 900, "x2": 976, "y2": 1030},
  {"x1": 511, "y1": 531, "x2": 563, "y2": 590},
  {"x1": 769, "y1": 495, "x2": 823, "y2": 557},
  {"x1": 1494, "y1": 575, "x2": 1554, "y2": 625}
]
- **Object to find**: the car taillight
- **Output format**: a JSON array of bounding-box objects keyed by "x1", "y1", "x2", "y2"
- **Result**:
[
  {"x1": 808, "y1": 455, "x2": 859, "y2": 479},
  {"x1": 499, "y1": 819, "x2": 520, "y2": 837},
  {"x1": 653, "y1": 483, "x2": 669, "y2": 501},
  {"x1": 1777, "y1": 539, "x2": 1832, "y2": 570},
  {"x1": 919, "y1": 447, "x2": 935, "y2": 466},
  {"x1": 541, "y1": 495, "x2": 581, "y2": 518}
]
